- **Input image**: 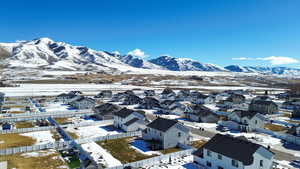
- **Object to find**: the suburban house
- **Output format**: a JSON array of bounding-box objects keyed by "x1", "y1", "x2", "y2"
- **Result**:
[
  {"x1": 287, "y1": 125, "x2": 300, "y2": 137},
  {"x1": 249, "y1": 100, "x2": 278, "y2": 115},
  {"x1": 142, "y1": 117, "x2": 190, "y2": 149},
  {"x1": 122, "y1": 94, "x2": 143, "y2": 105},
  {"x1": 292, "y1": 105, "x2": 300, "y2": 118},
  {"x1": 0, "y1": 92, "x2": 4, "y2": 112},
  {"x1": 185, "y1": 104, "x2": 219, "y2": 123},
  {"x1": 144, "y1": 90, "x2": 156, "y2": 97},
  {"x1": 168, "y1": 102, "x2": 193, "y2": 116},
  {"x1": 193, "y1": 134, "x2": 274, "y2": 169},
  {"x1": 190, "y1": 92, "x2": 214, "y2": 104},
  {"x1": 95, "y1": 90, "x2": 112, "y2": 99},
  {"x1": 221, "y1": 110, "x2": 266, "y2": 132},
  {"x1": 113, "y1": 108, "x2": 146, "y2": 132},
  {"x1": 176, "y1": 89, "x2": 191, "y2": 101},
  {"x1": 93, "y1": 103, "x2": 122, "y2": 120},
  {"x1": 69, "y1": 96, "x2": 96, "y2": 109},
  {"x1": 226, "y1": 94, "x2": 246, "y2": 104},
  {"x1": 160, "y1": 100, "x2": 177, "y2": 110},
  {"x1": 161, "y1": 87, "x2": 176, "y2": 100},
  {"x1": 138, "y1": 97, "x2": 161, "y2": 110},
  {"x1": 56, "y1": 92, "x2": 79, "y2": 104}
]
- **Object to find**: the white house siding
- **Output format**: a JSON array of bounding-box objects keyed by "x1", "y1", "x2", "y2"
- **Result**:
[
  {"x1": 195, "y1": 148, "x2": 273, "y2": 169},
  {"x1": 163, "y1": 124, "x2": 189, "y2": 149},
  {"x1": 124, "y1": 122, "x2": 142, "y2": 132},
  {"x1": 244, "y1": 147, "x2": 274, "y2": 169},
  {"x1": 186, "y1": 113, "x2": 200, "y2": 122},
  {"x1": 195, "y1": 148, "x2": 244, "y2": 169},
  {"x1": 143, "y1": 128, "x2": 164, "y2": 142}
]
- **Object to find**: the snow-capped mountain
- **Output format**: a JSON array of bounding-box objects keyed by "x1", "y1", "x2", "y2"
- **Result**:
[
  {"x1": 116, "y1": 54, "x2": 164, "y2": 69},
  {"x1": 225, "y1": 65, "x2": 300, "y2": 76},
  {"x1": 0, "y1": 38, "x2": 131, "y2": 71},
  {"x1": 149, "y1": 55, "x2": 226, "y2": 71}
]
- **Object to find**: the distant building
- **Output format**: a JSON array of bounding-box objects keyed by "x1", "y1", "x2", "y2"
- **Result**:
[
  {"x1": 142, "y1": 117, "x2": 190, "y2": 149},
  {"x1": 138, "y1": 97, "x2": 161, "y2": 110},
  {"x1": 95, "y1": 90, "x2": 112, "y2": 99},
  {"x1": 292, "y1": 105, "x2": 300, "y2": 118},
  {"x1": 122, "y1": 94, "x2": 143, "y2": 105},
  {"x1": 221, "y1": 110, "x2": 266, "y2": 132},
  {"x1": 113, "y1": 108, "x2": 146, "y2": 132},
  {"x1": 93, "y1": 103, "x2": 121, "y2": 120},
  {"x1": 144, "y1": 90, "x2": 156, "y2": 97},
  {"x1": 185, "y1": 105, "x2": 219, "y2": 123},
  {"x1": 69, "y1": 96, "x2": 95, "y2": 109},
  {"x1": 176, "y1": 89, "x2": 191, "y2": 101},
  {"x1": 161, "y1": 87, "x2": 176, "y2": 100},
  {"x1": 249, "y1": 100, "x2": 278, "y2": 114},
  {"x1": 0, "y1": 92, "x2": 4, "y2": 112},
  {"x1": 226, "y1": 94, "x2": 246, "y2": 104},
  {"x1": 193, "y1": 134, "x2": 274, "y2": 169}
]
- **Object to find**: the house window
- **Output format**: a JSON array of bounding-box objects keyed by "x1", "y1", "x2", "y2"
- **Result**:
[
  {"x1": 217, "y1": 154, "x2": 222, "y2": 160},
  {"x1": 218, "y1": 166, "x2": 224, "y2": 169},
  {"x1": 160, "y1": 132, "x2": 162, "y2": 136},
  {"x1": 260, "y1": 160, "x2": 263, "y2": 167},
  {"x1": 232, "y1": 160, "x2": 238, "y2": 167},
  {"x1": 207, "y1": 150, "x2": 211, "y2": 157},
  {"x1": 255, "y1": 120, "x2": 258, "y2": 124},
  {"x1": 206, "y1": 161, "x2": 212, "y2": 167},
  {"x1": 178, "y1": 132, "x2": 181, "y2": 137}
]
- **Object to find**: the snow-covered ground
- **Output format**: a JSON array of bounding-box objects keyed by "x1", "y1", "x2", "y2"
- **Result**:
[
  {"x1": 44, "y1": 102, "x2": 71, "y2": 112},
  {"x1": 66, "y1": 123, "x2": 120, "y2": 139},
  {"x1": 20, "y1": 130, "x2": 55, "y2": 145},
  {"x1": 143, "y1": 155, "x2": 200, "y2": 169},
  {"x1": 81, "y1": 142, "x2": 122, "y2": 168}
]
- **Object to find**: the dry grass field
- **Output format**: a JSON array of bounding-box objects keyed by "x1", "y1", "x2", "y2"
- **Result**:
[
  {"x1": 0, "y1": 134, "x2": 36, "y2": 149},
  {"x1": 15, "y1": 122, "x2": 34, "y2": 129},
  {"x1": 54, "y1": 118, "x2": 72, "y2": 125},
  {"x1": 0, "y1": 150, "x2": 66, "y2": 169},
  {"x1": 264, "y1": 123, "x2": 288, "y2": 132},
  {"x1": 191, "y1": 140, "x2": 207, "y2": 149}
]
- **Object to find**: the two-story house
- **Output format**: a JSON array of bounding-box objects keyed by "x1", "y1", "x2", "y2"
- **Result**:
[
  {"x1": 185, "y1": 104, "x2": 219, "y2": 123},
  {"x1": 93, "y1": 103, "x2": 122, "y2": 120},
  {"x1": 249, "y1": 100, "x2": 278, "y2": 115},
  {"x1": 142, "y1": 117, "x2": 190, "y2": 149},
  {"x1": 222, "y1": 110, "x2": 266, "y2": 132},
  {"x1": 69, "y1": 96, "x2": 96, "y2": 109},
  {"x1": 193, "y1": 134, "x2": 274, "y2": 169},
  {"x1": 95, "y1": 90, "x2": 112, "y2": 99},
  {"x1": 161, "y1": 87, "x2": 176, "y2": 100},
  {"x1": 138, "y1": 97, "x2": 161, "y2": 110},
  {"x1": 113, "y1": 108, "x2": 146, "y2": 132}
]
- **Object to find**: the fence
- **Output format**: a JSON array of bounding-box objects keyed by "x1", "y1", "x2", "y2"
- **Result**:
[
  {"x1": 76, "y1": 130, "x2": 142, "y2": 144},
  {"x1": 107, "y1": 148, "x2": 194, "y2": 169},
  {"x1": 0, "y1": 120, "x2": 113, "y2": 134},
  {"x1": 256, "y1": 128, "x2": 300, "y2": 146},
  {"x1": 0, "y1": 141, "x2": 73, "y2": 155}
]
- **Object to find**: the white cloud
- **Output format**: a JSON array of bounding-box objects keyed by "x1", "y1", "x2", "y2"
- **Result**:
[
  {"x1": 232, "y1": 57, "x2": 253, "y2": 60},
  {"x1": 257, "y1": 56, "x2": 299, "y2": 65},
  {"x1": 128, "y1": 49, "x2": 147, "y2": 58},
  {"x1": 232, "y1": 56, "x2": 299, "y2": 65}
]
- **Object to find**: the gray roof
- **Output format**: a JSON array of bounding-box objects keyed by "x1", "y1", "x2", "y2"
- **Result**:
[
  {"x1": 194, "y1": 134, "x2": 273, "y2": 165},
  {"x1": 147, "y1": 117, "x2": 178, "y2": 132}
]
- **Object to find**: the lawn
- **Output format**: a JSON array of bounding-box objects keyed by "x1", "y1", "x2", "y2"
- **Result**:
[
  {"x1": 264, "y1": 123, "x2": 287, "y2": 132},
  {"x1": 66, "y1": 131, "x2": 79, "y2": 140},
  {"x1": 54, "y1": 118, "x2": 72, "y2": 125},
  {"x1": 191, "y1": 140, "x2": 207, "y2": 149},
  {"x1": 9, "y1": 111, "x2": 25, "y2": 114},
  {"x1": 97, "y1": 137, "x2": 156, "y2": 163},
  {"x1": 15, "y1": 122, "x2": 35, "y2": 129},
  {"x1": 0, "y1": 150, "x2": 67, "y2": 169},
  {"x1": 160, "y1": 147, "x2": 181, "y2": 154},
  {"x1": 0, "y1": 133, "x2": 36, "y2": 149}
]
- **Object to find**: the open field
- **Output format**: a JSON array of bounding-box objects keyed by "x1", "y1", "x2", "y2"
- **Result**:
[
  {"x1": 15, "y1": 122, "x2": 34, "y2": 129},
  {"x1": 159, "y1": 147, "x2": 181, "y2": 154},
  {"x1": 0, "y1": 150, "x2": 67, "y2": 169},
  {"x1": 0, "y1": 134, "x2": 36, "y2": 149},
  {"x1": 97, "y1": 137, "x2": 156, "y2": 163},
  {"x1": 264, "y1": 123, "x2": 288, "y2": 132},
  {"x1": 66, "y1": 131, "x2": 79, "y2": 140},
  {"x1": 54, "y1": 118, "x2": 72, "y2": 125}
]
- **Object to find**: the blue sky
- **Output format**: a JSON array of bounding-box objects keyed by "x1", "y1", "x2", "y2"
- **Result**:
[{"x1": 1, "y1": 0, "x2": 300, "y2": 67}]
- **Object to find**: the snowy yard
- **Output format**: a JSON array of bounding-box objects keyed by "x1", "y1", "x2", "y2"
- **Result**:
[
  {"x1": 66, "y1": 123, "x2": 120, "y2": 139},
  {"x1": 20, "y1": 130, "x2": 55, "y2": 145}
]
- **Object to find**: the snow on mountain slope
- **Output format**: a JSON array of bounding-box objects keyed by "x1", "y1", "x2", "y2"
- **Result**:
[
  {"x1": 225, "y1": 65, "x2": 300, "y2": 76},
  {"x1": 115, "y1": 54, "x2": 164, "y2": 69},
  {"x1": 0, "y1": 38, "x2": 128, "y2": 71},
  {"x1": 149, "y1": 55, "x2": 226, "y2": 71}
]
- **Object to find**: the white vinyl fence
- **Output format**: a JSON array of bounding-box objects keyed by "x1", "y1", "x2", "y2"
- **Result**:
[
  {"x1": 107, "y1": 149, "x2": 194, "y2": 169},
  {"x1": 256, "y1": 128, "x2": 300, "y2": 146},
  {"x1": 0, "y1": 120, "x2": 113, "y2": 134}
]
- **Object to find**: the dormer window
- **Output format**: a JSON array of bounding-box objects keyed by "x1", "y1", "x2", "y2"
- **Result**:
[
  {"x1": 178, "y1": 132, "x2": 181, "y2": 137},
  {"x1": 207, "y1": 150, "x2": 211, "y2": 157},
  {"x1": 260, "y1": 160, "x2": 263, "y2": 167}
]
